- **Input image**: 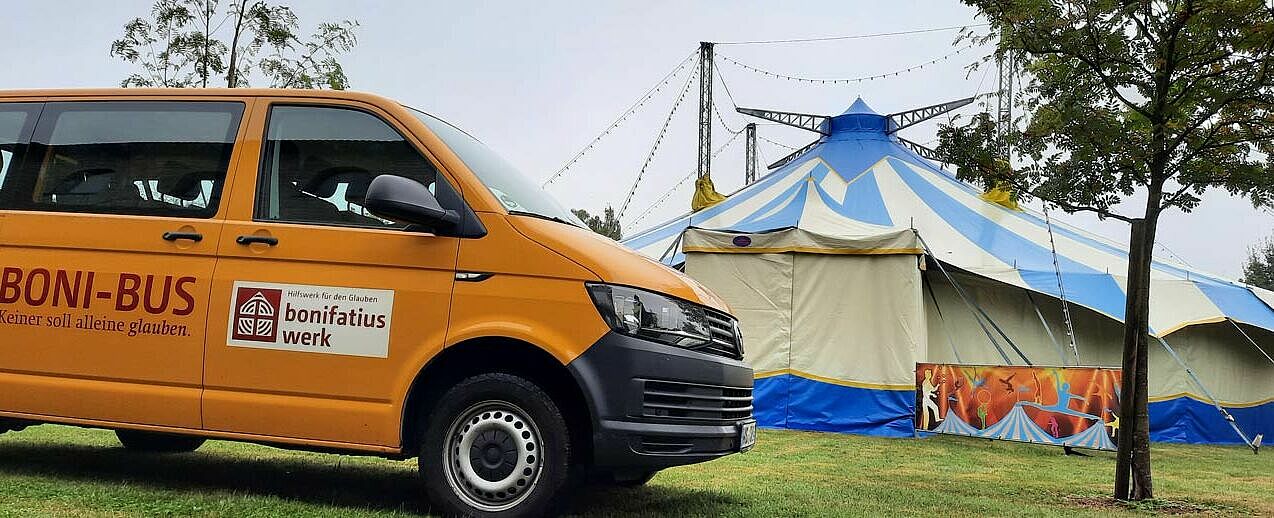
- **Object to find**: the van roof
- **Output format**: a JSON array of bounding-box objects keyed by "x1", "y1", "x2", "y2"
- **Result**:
[
  {"x1": 0, "y1": 88, "x2": 398, "y2": 104},
  {"x1": 2, "y1": 87, "x2": 487, "y2": 145}
]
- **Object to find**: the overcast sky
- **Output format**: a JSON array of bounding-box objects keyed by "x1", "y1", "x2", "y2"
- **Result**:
[{"x1": 5, "y1": 1, "x2": 1273, "y2": 278}]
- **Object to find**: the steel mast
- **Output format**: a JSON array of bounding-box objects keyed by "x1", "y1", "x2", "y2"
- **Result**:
[
  {"x1": 697, "y1": 42, "x2": 714, "y2": 180},
  {"x1": 744, "y1": 123, "x2": 757, "y2": 184}
]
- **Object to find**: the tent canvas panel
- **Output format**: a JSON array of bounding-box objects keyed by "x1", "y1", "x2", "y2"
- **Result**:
[
  {"x1": 790, "y1": 253, "x2": 924, "y2": 387},
  {"x1": 684, "y1": 251, "x2": 793, "y2": 375},
  {"x1": 922, "y1": 269, "x2": 1125, "y2": 368},
  {"x1": 684, "y1": 226, "x2": 926, "y2": 437},
  {"x1": 758, "y1": 373, "x2": 917, "y2": 436}
]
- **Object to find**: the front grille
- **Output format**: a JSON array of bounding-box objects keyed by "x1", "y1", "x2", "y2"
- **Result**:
[
  {"x1": 701, "y1": 309, "x2": 743, "y2": 359},
  {"x1": 640, "y1": 378, "x2": 753, "y2": 423}
]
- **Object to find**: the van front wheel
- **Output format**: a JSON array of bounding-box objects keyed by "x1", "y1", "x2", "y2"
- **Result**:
[
  {"x1": 421, "y1": 373, "x2": 572, "y2": 517},
  {"x1": 115, "y1": 430, "x2": 206, "y2": 453}
]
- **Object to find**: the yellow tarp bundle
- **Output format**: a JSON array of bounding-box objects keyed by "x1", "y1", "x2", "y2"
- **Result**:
[
  {"x1": 980, "y1": 182, "x2": 1019, "y2": 210},
  {"x1": 691, "y1": 176, "x2": 727, "y2": 211}
]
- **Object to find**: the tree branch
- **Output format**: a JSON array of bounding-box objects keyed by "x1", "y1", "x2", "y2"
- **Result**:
[
  {"x1": 279, "y1": 24, "x2": 351, "y2": 88},
  {"x1": 962, "y1": 157, "x2": 1136, "y2": 223},
  {"x1": 1017, "y1": 36, "x2": 1153, "y2": 119},
  {"x1": 1032, "y1": 193, "x2": 1136, "y2": 223},
  {"x1": 1085, "y1": 3, "x2": 1152, "y2": 77}
]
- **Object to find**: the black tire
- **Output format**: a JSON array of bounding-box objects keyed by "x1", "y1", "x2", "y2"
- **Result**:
[
  {"x1": 115, "y1": 429, "x2": 206, "y2": 453},
  {"x1": 420, "y1": 373, "x2": 572, "y2": 517}
]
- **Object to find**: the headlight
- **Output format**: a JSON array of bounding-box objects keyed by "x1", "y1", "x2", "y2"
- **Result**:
[{"x1": 586, "y1": 283, "x2": 713, "y2": 349}]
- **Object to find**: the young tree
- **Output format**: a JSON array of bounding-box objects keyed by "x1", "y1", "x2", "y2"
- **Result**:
[
  {"x1": 571, "y1": 207, "x2": 624, "y2": 241},
  {"x1": 110, "y1": 0, "x2": 358, "y2": 89},
  {"x1": 939, "y1": 1, "x2": 1274, "y2": 501},
  {"x1": 1242, "y1": 237, "x2": 1274, "y2": 290}
]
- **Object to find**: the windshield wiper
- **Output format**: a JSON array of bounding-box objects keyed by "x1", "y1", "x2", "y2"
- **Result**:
[{"x1": 508, "y1": 210, "x2": 578, "y2": 227}]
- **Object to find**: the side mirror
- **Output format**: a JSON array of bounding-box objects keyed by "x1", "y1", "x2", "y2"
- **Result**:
[{"x1": 364, "y1": 174, "x2": 461, "y2": 229}]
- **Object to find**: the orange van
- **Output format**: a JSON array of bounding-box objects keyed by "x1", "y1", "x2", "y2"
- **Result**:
[{"x1": 0, "y1": 89, "x2": 753, "y2": 516}]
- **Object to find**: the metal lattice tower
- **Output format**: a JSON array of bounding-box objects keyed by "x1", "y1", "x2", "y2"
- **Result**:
[
  {"x1": 745, "y1": 123, "x2": 757, "y2": 184},
  {"x1": 995, "y1": 52, "x2": 1014, "y2": 158},
  {"x1": 697, "y1": 42, "x2": 714, "y2": 180}
]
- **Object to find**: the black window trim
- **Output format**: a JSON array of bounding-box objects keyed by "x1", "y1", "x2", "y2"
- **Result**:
[
  {"x1": 252, "y1": 101, "x2": 483, "y2": 238},
  {"x1": 0, "y1": 100, "x2": 246, "y2": 220},
  {"x1": 0, "y1": 102, "x2": 46, "y2": 200}
]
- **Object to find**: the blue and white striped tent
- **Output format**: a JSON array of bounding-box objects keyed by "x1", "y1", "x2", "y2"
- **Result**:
[{"x1": 624, "y1": 98, "x2": 1273, "y2": 444}]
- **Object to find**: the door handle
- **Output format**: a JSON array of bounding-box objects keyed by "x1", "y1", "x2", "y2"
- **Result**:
[
  {"x1": 236, "y1": 235, "x2": 279, "y2": 247},
  {"x1": 162, "y1": 231, "x2": 203, "y2": 242}
]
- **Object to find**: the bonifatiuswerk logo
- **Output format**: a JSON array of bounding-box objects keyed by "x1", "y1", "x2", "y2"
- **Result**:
[{"x1": 231, "y1": 287, "x2": 281, "y2": 342}]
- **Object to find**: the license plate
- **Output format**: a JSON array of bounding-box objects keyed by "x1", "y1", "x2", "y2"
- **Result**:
[{"x1": 738, "y1": 420, "x2": 757, "y2": 452}]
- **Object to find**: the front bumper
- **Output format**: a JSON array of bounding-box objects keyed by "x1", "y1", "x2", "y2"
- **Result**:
[{"x1": 567, "y1": 331, "x2": 754, "y2": 470}]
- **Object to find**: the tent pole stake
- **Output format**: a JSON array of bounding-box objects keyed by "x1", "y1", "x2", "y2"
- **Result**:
[{"x1": 1154, "y1": 335, "x2": 1260, "y2": 453}]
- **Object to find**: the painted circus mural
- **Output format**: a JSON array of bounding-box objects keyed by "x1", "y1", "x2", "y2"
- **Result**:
[{"x1": 915, "y1": 363, "x2": 1123, "y2": 450}]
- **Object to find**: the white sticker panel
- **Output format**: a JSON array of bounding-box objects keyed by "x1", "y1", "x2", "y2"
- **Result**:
[{"x1": 227, "y1": 281, "x2": 394, "y2": 358}]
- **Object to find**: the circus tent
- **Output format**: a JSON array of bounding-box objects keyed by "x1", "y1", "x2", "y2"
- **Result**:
[{"x1": 622, "y1": 98, "x2": 1274, "y2": 444}]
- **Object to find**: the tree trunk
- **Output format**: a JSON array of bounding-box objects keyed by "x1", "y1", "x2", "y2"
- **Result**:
[
  {"x1": 1115, "y1": 217, "x2": 1156, "y2": 500},
  {"x1": 225, "y1": 0, "x2": 248, "y2": 87},
  {"x1": 201, "y1": 1, "x2": 212, "y2": 88}
]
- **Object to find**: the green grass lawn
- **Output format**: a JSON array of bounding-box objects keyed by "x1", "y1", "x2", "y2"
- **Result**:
[{"x1": 0, "y1": 425, "x2": 1267, "y2": 517}]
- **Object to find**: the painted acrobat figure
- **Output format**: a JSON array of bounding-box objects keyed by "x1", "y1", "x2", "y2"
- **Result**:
[
  {"x1": 921, "y1": 369, "x2": 943, "y2": 428},
  {"x1": 1050, "y1": 381, "x2": 1086, "y2": 411}
]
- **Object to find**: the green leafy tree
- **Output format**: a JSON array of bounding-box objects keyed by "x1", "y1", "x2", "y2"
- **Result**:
[
  {"x1": 572, "y1": 206, "x2": 623, "y2": 241},
  {"x1": 110, "y1": 0, "x2": 357, "y2": 89},
  {"x1": 1242, "y1": 237, "x2": 1274, "y2": 290},
  {"x1": 938, "y1": 0, "x2": 1274, "y2": 501}
]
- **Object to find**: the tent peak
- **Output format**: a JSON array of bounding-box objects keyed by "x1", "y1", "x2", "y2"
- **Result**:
[
  {"x1": 830, "y1": 98, "x2": 892, "y2": 134},
  {"x1": 841, "y1": 97, "x2": 879, "y2": 116}
]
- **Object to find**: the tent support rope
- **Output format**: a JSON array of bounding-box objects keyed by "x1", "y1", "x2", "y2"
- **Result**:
[
  {"x1": 1153, "y1": 335, "x2": 1261, "y2": 453},
  {"x1": 1227, "y1": 318, "x2": 1274, "y2": 365},
  {"x1": 660, "y1": 232, "x2": 685, "y2": 267},
  {"x1": 1042, "y1": 203, "x2": 1081, "y2": 364},
  {"x1": 969, "y1": 289, "x2": 1034, "y2": 366},
  {"x1": 923, "y1": 272, "x2": 963, "y2": 363},
  {"x1": 914, "y1": 231, "x2": 1025, "y2": 365},
  {"x1": 1026, "y1": 290, "x2": 1068, "y2": 366}
]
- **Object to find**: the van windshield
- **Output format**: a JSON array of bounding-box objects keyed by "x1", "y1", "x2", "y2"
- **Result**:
[{"x1": 408, "y1": 108, "x2": 584, "y2": 228}]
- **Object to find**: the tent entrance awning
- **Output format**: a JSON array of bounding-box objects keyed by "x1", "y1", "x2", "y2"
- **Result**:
[{"x1": 682, "y1": 226, "x2": 922, "y2": 257}]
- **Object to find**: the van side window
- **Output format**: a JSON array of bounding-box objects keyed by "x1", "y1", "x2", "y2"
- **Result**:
[
  {"x1": 0, "y1": 103, "x2": 41, "y2": 198},
  {"x1": 257, "y1": 105, "x2": 440, "y2": 228},
  {"x1": 0, "y1": 101, "x2": 243, "y2": 218}
]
